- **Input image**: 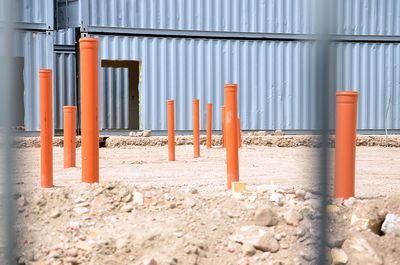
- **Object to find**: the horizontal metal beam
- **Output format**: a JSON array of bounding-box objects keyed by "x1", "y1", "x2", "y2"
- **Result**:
[
  {"x1": 83, "y1": 26, "x2": 400, "y2": 42},
  {"x1": 54, "y1": 44, "x2": 75, "y2": 52}
]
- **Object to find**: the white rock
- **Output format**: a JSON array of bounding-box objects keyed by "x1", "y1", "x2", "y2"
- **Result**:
[
  {"x1": 183, "y1": 186, "x2": 198, "y2": 194},
  {"x1": 342, "y1": 236, "x2": 383, "y2": 265},
  {"x1": 269, "y1": 192, "x2": 284, "y2": 205},
  {"x1": 229, "y1": 225, "x2": 280, "y2": 253},
  {"x1": 142, "y1": 130, "x2": 152, "y2": 137},
  {"x1": 381, "y1": 214, "x2": 400, "y2": 237},
  {"x1": 331, "y1": 248, "x2": 348, "y2": 265},
  {"x1": 254, "y1": 207, "x2": 278, "y2": 226},
  {"x1": 133, "y1": 192, "x2": 144, "y2": 205}
]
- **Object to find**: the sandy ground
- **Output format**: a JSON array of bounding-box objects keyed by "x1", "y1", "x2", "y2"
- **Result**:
[{"x1": 15, "y1": 145, "x2": 400, "y2": 198}]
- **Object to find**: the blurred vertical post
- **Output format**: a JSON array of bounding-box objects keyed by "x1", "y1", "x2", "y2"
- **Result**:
[
  {"x1": 0, "y1": 0, "x2": 16, "y2": 263},
  {"x1": 64, "y1": 106, "x2": 77, "y2": 168},
  {"x1": 167, "y1": 100, "x2": 175, "y2": 161},
  {"x1": 221, "y1": 106, "x2": 226, "y2": 147},
  {"x1": 206, "y1": 103, "x2": 212, "y2": 148},
  {"x1": 334, "y1": 92, "x2": 359, "y2": 199},
  {"x1": 224, "y1": 84, "x2": 239, "y2": 189},
  {"x1": 79, "y1": 37, "x2": 99, "y2": 183},
  {"x1": 40, "y1": 69, "x2": 53, "y2": 188},
  {"x1": 193, "y1": 99, "x2": 200, "y2": 158},
  {"x1": 314, "y1": 0, "x2": 332, "y2": 264}
]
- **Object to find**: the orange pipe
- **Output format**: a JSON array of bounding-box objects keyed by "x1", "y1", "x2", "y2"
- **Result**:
[
  {"x1": 193, "y1": 99, "x2": 200, "y2": 158},
  {"x1": 225, "y1": 84, "x2": 239, "y2": 189},
  {"x1": 221, "y1": 106, "x2": 226, "y2": 147},
  {"x1": 64, "y1": 106, "x2": 76, "y2": 168},
  {"x1": 206, "y1": 103, "x2": 212, "y2": 149},
  {"x1": 79, "y1": 37, "x2": 99, "y2": 183},
  {"x1": 167, "y1": 100, "x2": 175, "y2": 161},
  {"x1": 237, "y1": 118, "x2": 242, "y2": 148},
  {"x1": 40, "y1": 69, "x2": 53, "y2": 188},
  {"x1": 334, "y1": 91, "x2": 359, "y2": 199}
]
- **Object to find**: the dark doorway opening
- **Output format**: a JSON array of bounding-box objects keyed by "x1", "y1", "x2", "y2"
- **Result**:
[{"x1": 101, "y1": 60, "x2": 140, "y2": 130}]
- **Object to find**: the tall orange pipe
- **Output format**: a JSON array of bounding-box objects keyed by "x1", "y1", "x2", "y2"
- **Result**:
[
  {"x1": 167, "y1": 100, "x2": 175, "y2": 161},
  {"x1": 64, "y1": 106, "x2": 76, "y2": 168},
  {"x1": 225, "y1": 84, "x2": 239, "y2": 189},
  {"x1": 221, "y1": 106, "x2": 226, "y2": 147},
  {"x1": 334, "y1": 91, "x2": 359, "y2": 199},
  {"x1": 206, "y1": 103, "x2": 212, "y2": 148},
  {"x1": 193, "y1": 99, "x2": 200, "y2": 158},
  {"x1": 79, "y1": 37, "x2": 99, "y2": 183},
  {"x1": 40, "y1": 69, "x2": 53, "y2": 188},
  {"x1": 237, "y1": 118, "x2": 242, "y2": 148}
]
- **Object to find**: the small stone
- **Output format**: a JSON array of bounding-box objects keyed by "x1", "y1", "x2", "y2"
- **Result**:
[
  {"x1": 378, "y1": 209, "x2": 388, "y2": 221},
  {"x1": 17, "y1": 196, "x2": 27, "y2": 207},
  {"x1": 183, "y1": 186, "x2": 198, "y2": 194},
  {"x1": 331, "y1": 248, "x2": 348, "y2": 265},
  {"x1": 73, "y1": 207, "x2": 89, "y2": 215},
  {"x1": 76, "y1": 241, "x2": 93, "y2": 251},
  {"x1": 48, "y1": 250, "x2": 60, "y2": 259},
  {"x1": 142, "y1": 258, "x2": 157, "y2": 265},
  {"x1": 241, "y1": 243, "x2": 256, "y2": 256},
  {"x1": 328, "y1": 234, "x2": 345, "y2": 248},
  {"x1": 350, "y1": 214, "x2": 381, "y2": 235},
  {"x1": 280, "y1": 243, "x2": 289, "y2": 249},
  {"x1": 173, "y1": 232, "x2": 183, "y2": 238},
  {"x1": 269, "y1": 193, "x2": 284, "y2": 206},
  {"x1": 343, "y1": 197, "x2": 356, "y2": 208},
  {"x1": 381, "y1": 214, "x2": 400, "y2": 237},
  {"x1": 295, "y1": 189, "x2": 306, "y2": 200},
  {"x1": 283, "y1": 209, "x2": 303, "y2": 226},
  {"x1": 50, "y1": 210, "x2": 61, "y2": 218},
  {"x1": 272, "y1": 129, "x2": 285, "y2": 136},
  {"x1": 342, "y1": 236, "x2": 383, "y2": 265},
  {"x1": 142, "y1": 130, "x2": 152, "y2": 137},
  {"x1": 326, "y1": 205, "x2": 340, "y2": 213},
  {"x1": 254, "y1": 207, "x2": 278, "y2": 226},
  {"x1": 133, "y1": 192, "x2": 144, "y2": 205},
  {"x1": 115, "y1": 238, "x2": 128, "y2": 249},
  {"x1": 121, "y1": 204, "x2": 133, "y2": 212},
  {"x1": 230, "y1": 225, "x2": 279, "y2": 253},
  {"x1": 66, "y1": 248, "x2": 78, "y2": 257}
]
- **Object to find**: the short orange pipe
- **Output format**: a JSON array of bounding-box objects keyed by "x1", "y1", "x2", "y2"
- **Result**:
[
  {"x1": 206, "y1": 103, "x2": 212, "y2": 149},
  {"x1": 237, "y1": 118, "x2": 242, "y2": 148},
  {"x1": 225, "y1": 84, "x2": 239, "y2": 189},
  {"x1": 64, "y1": 106, "x2": 76, "y2": 168},
  {"x1": 193, "y1": 99, "x2": 200, "y2": 158},
  {"x1": 167, "y1": 100, "x2": 175, "y2": 161},
  {"x1": 221, "y1": 106, "x2": 226, "y2": 147},
  {"x1": 40, "y1": 69, "x2": 53, "y2": 188},
  {"x1": 334, "y1": 91, "x2": 359, "y2": 199},
  {"x1": 79, "y1": 37, "x2": 99, "y2": 183}
]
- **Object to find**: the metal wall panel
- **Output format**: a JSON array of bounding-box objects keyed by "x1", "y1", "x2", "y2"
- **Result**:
[
  {"x1": 54, "y1": 28, "x2": 75, "y2": 45},
  {"x1": 0, "y1": 0, "x2": 53, "y2": 29},
  {"x1": 54, "y1": 52, "x2": 77, "y2": 129},
  {"x1": 84, "y1": 0, "x2": 400, "y2": 36},
  {"x1": 100, "y1": 67, "x2": 130, "y2": 130},
  {"x1": 333, "y1": 43, "x2": 400, "y2": 131},
  {"x1": 12, "y1": 31, "x2": 53, "y2": 131},
  {"x1": 93, "y1": 34, "x2": 400, "y2": 131}
]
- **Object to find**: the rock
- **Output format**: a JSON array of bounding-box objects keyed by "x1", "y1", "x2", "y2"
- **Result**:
[
  {"x1": 328, "y1": 233, "x2": 345, "y2": 248},
  {"x1": 17, "y1": 196, "x2": 27, "y2": 207},
  {"x1": 326, "y1": 205, "x2": 340, "y2": 213},
  {"x1": 48, "y1": 250, "x2": 60, "y2": 259},
  {"x1": 128, "y1": 131, "x2": 135, "y2": 137},
  {"x1": 50, "y1": 210, "x2": 61, "y2": 218},
  {"x1": 331, "y1": 248, "x2": 348, "y2": 265},
  {"x1": 183, "y1": 186, "x2": 198, "y2": 194},
  {"x1": 241, "y1": 243, "x2": 256, "y2": 256},
  {"x1": 66, "y1": 248, "x2": 78, "y2": 257},
  {"x1": 350, "y1": 214, "x2": 381, "y2": 234},
  {"x1": 121, "y1": 204, "x2": 133, "y2": 212},
  {"x1": 283, "y1": 209, "x2": 303, "y2": 226},
  {"x1": 254, "y1": 131, "x2": 267, "y2": 136},
  {"x1": 269, "y1": 192, "x2": 284, "y2": 206},
  {"x1": 381, "y1": 214, "x2": 400, "y2": 237},
  {"x1": 254, "y1": 207, "x2": 278, "y2": 226},
  {"x1": 343, "y1": 197, "x2": 356, "y2": 208},
  {"x1": 73, "y1": 207, "x2": 89, "y2": 215},
  {"x1": 377, "y1": 209, "x2": 388, "y2": 221},
  {"x1": 133, "y1": 192, "x2": 144, "y2": 205},
  {"x1": 295, "y1": 189, "x2": 306, "y2": 200},
  {"x1": 142, "y1": 130, "x2": 152, "y2": 137},
  {"x1": 342, "y1": 236, "x2": 383, "y2": 265},
  {"x1": 142, "y1": 258, "x2": 157, "y2": 265},
  {"x1": 272, "y1": 130, "x2": 285, "y2": 136},
  {"x1": 229, "y1": 225, "x2": 280, "y2": 253},
  {"x1": 76, "y1": 241, "x2": 93, "y2": 251}
]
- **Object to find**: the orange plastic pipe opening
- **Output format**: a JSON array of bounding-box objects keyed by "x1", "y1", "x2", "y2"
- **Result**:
[
  {"x1": 40, "y1": 69, "x2": 53, "y2": 188},
  {"x1": 167, "y1": 100, "x2": 176, "y2": 161},
  {"x1": 221, "y1": 106, "x2": 226, "y2": 148},
  {"x1": 193, "y1": 99, "x2": 200, "y2": 158},
  {"x1": 64, "y1": 106, "x2": 77, "y2": 168},
  {"x1": 237, "y1": 118, "x2": 242, "y2": 148},
  {"x1": 224, "y1": 84, "x2": 239, "y2": 189},
  {"x1": 206, "y1": 103, "x2": 213, "y2": 149},
  {"x1": 79, "y1": 37, "x2": 99, "y2": 183},
  {"x1": 334, "y1": 91, "x2": 359, "y2": 199}
]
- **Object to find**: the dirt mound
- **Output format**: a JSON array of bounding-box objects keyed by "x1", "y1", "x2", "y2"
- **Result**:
[
  {"x1": 14, "y1": 183, "x2": 400, "y2": 264},
  {"x1": 14, "y1": 134, "x2": 400, "y2": 148}
]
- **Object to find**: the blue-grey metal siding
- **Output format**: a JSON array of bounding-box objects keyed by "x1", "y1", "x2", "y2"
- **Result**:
[
  {"x1": 0, "y1": 0, "x2": 54, "y2": 30},
  {"x1": 13, "y1": 31, "x2": 53, "y2": 131},
  {"x1": 54, "y1": 28, "x2": 75, "y2": 45},
  {"x1": 82, "y1": 0, "x2": 400, "y2": 36},
  {"x1": 54, "y1": 52, "x2": 77, "y2": 129},
  {"x1": 92, "y1": 34, "x2": 400, "y2": 131}
]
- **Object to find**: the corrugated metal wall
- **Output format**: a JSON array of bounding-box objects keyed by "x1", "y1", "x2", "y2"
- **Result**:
[
  {"x1": 12, "y1": 31, "x2": 53, "y2": 131},
  {"x1": 100, "y1": 67, "x2": 130, "y2": 129},
  {"x1": 93, "y1": 34, "x2": 400, "y2": 131},
  {"x1": 84, "y1": 0, "x2": 400, "y2": 36},
  {"x1": 54, "y1": 52, "x2": 77, "y2": 129},
  {"x1": 54, "y1": 28, "x2": 75, "y2": 45}
]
